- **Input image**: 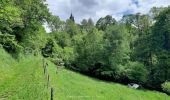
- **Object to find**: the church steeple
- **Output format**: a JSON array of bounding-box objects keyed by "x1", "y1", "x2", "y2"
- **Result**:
[{"x1": 70, "y1": 13, "x2": 75, "y2": 22}]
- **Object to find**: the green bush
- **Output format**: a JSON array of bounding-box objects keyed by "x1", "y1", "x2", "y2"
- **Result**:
[
  {"x1": 124, "y1": 62, "x2": 148, "y2": 83},
  {"x1": 162, "y1": 81, "x2": 170, "y2": 94}
]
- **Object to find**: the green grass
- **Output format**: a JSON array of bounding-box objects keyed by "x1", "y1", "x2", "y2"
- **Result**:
[
  {"x1": 47, "y1": 63, "x2": 170, "y2": 100},
  {"x1": 0, "y1": 48, "x2": 48, "y2": 100},
  {"x1": 0, "y1": 48, "x2": 170, "y2": 100}
]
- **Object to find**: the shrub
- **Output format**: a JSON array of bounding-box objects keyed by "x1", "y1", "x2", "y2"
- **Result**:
[
  {"x1": 162, "y1": 81, "x2": 170, "y2": 94},
  {"x1": 125, "y1": 62, "x2": 148, "y2": 83}
]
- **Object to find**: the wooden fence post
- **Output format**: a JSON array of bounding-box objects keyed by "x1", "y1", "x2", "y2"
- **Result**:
[
  {"x1": 43, "y1": 62, "x2": 48, "y2": 75},
  {"x1": 51, "y1": 88, "x2": 54, "y2": 100},
  {"x1": 47, "y1": 74, "x2": 50, "y2": 87},
  {"x1": 43, "y1": 65, "x2": 46, "y2": 75},
  {"x1": 42, "y1": 59, "x2": 54, "y2": 100}
]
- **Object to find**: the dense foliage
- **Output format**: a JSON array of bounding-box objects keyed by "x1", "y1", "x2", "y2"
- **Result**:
[
  {"x1": 0, "y1": 0, "x2": 170, "y2": 94},
  {"x1": 162, "y1": 81, "x2": 170, "y2": 94}
]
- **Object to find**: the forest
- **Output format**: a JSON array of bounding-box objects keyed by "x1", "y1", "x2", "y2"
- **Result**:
[{"x1": 0, "y1": 0, "x2": 170, "y2": 99}]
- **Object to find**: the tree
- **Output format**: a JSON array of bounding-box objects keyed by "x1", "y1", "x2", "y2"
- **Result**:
[
  {"x1": 74, "y1": 28, "x2": 105, "y2": 72},
  {"x1": 81, "y1": 19, "x2": 88, "y2": 32},
  {"x1": 101, "y1": 24, "x2": 130, "y2": 79},
  {"x1": 81, "y1": 19, "x2": 88, "y2": 26},
  {"x1": 12, "y1": 0, "x2": 50, "y2": 41},
  {"x1": 65, "y1": 19, "x2": 80, "y2": 37},
  {"x1": 122, "y1": 13, "x2": 152, "y2": 36},
  {"x1": 150, "y1": 7, "x2": 165, "y2": 20},
  {"x1": 88, "y1": 18, "x2": 94, "y2": 26},
  {"x1": 149, "y1": 7, "x2": 170, "y2": 87},
  {"x1": 52, "y1": 32, "x2": 72, "y2": 48},
  {"x1": 81, "y1": 18, "x2": 94, "y2": 33},
  {"x1": 125, "y1": 62, "x2": 148, "y2": 83},
  {"x1": 47, "y1": 15, "x2": 64, "y2": 32},
  {"x1": 0, "y1": 0, "x2": 23, "y2": 54},
  {"x1": 96, "y1": 15, "x2": 116, "y2": 31},
  {"x1": 0, "y1": 1, "x2": 23, "y2": 33},
  {"x1": 130, "y1": 7, "x2": 170, "y2": 89}
]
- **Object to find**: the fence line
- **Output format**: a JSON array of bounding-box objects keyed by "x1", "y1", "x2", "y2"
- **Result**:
[{"x1": 42, "y1": 59, "x2": 54, "y2": 100}]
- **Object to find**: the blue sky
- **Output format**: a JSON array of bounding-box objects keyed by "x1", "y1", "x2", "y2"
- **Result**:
[{"x1": 46, "y1": 0, "x2": 170, "y2": 23}]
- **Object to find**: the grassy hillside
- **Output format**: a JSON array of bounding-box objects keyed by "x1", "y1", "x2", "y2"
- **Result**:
[
  {"x1": 48, "y1": 68, "x2": 170, "y2": 100},
  {"x1": 0, "y1": 48, "x2": 170, "y2": 100},
  {"x1": 0, "y1": 48, "x2": 48, "y2": 100}
]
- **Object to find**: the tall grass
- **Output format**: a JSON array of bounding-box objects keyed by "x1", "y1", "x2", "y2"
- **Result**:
[{"x1": 0, "y1": 48, "x2": 48, "y2": 100}]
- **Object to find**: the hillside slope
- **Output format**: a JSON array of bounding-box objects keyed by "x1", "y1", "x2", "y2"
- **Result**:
[
  {"x1": 0, "y1": 48, "x2": 170, "y2": 100},
  {"x1": 0, "y1": 48, "x2": 48, "y2": 100},
  {"x1": 47, "y1": 64, "x2": 170, "y2": 100}
]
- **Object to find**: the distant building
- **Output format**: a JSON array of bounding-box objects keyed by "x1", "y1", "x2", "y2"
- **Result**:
[{"x1": 70, "y1": 13, "x2": 75, "y2": 22}]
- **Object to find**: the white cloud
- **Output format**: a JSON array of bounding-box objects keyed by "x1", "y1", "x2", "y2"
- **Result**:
[{"x1": 46, "y1": 0, "x2": 170, "y2": 23}]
